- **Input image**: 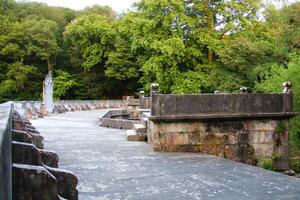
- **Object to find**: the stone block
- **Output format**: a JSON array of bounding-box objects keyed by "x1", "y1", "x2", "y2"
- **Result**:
[
  {"x1": 13, "y1": 164, "x2": 59, "y2": 200},
  {"x1": 41, "y1": 150, "x2": 59, "y2": 168},
  {"x1": 12, "y1": 142, "x2": 42, "y2": 166},
  {"x1": 12, "y1": 129, "x2": 33, "y2": 144},
  {"x1": 45, "y1": 166, "x2": 78, "y2": 200},
  {"x1": 134, "y1": 123, "x2": 147, "y2": 135},
  {"x1": 127, "y1": 130, "x2": 147, "y2": 142},
  {"x1": 251, "y1": 143, "x2": 274, "y2": 157},
  {"x1": 12, "y1": 119, "x2": 26, "y2": 131},
  {"x1": 243, "y1": 120, "x2": 277, "y2": 131},
  {"x1": 248, "y1": 131, "x2": 274, "y2": 144},
  {"x1": 165, "y1": 132, "x2": 190, "y2": 145}
]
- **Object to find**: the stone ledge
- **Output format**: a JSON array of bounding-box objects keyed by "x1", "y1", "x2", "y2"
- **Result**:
[{"x1": 149, "y1": 112, "x2": 298, "y2": 122}]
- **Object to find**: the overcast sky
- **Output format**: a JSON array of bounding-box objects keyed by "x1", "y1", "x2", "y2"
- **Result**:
[
  {"x1": 19, "y1": 0, "x2": 299, "y2": 13},
  {"x1": 19, "y1": 0, "x2": 139, "y2": 13}
]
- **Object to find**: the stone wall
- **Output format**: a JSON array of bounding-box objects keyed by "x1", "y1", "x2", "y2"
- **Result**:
[
  {"x1": 148, "y1": 119, "x2": 290, "y2": 170},
  {"x1": 0, "y1": 102, "x2": 12, "y2": 200},
  {"x1": 140, "y1": 97, "x2": 150, "y2": 109},
  {"x1": 148, "y1": 83, "x2": 296, "y2": 170},
  {"x1": 150, "y1": 93, "x2": 294, "y2": 120},
  {"x1": 99, "y1": 109, "x2": 139, "y2": 130},
  {"x1": 13, "y1": 100, "x2": 126, "y2": 119}
]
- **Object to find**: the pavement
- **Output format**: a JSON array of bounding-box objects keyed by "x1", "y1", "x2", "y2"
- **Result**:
[{"x1": 31, "y1": 110, "x2": 300, "y2": 200}]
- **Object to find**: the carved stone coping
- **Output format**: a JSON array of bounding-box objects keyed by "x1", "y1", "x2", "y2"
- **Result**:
[{"x1": 149, "y1": 112, "x2": 298, "y2": 122}]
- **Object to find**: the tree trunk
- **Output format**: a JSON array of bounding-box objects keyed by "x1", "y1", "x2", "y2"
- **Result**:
[{"x1": 47, "y1": 58, "x2": 52, "y2": 73}]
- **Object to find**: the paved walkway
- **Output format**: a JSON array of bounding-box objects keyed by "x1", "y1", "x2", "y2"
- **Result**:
[{"x1": 32, "y1": 110, "x2": 300, "y2": 200}]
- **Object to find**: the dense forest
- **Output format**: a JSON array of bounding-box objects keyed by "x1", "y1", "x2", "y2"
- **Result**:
[{"x1": 0, "y1": 0, "x2": 300, "y2": 170}]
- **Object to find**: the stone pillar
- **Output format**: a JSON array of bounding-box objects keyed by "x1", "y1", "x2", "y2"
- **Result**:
[
  {"x1": 42, "y1": 72, "x2": 54, "y2": 115},
  {"x1": 139, "y1": 91, "x2": 145, "y2": 99},
  {"x1": 150, "y1": 83, "x2": 159, "y2": 116},
  {"x1": 150, "y1": 83, "x2": 159, "y2": 95},
  {"x1": 282, "y1": 82, "x2": 293, "y2": 113},
  {"x1": 139, "y1": 90, "x2": 145, "y2": 109}
]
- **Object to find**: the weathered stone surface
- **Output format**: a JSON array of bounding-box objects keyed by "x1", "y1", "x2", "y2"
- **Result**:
[
  {"x1": 148, "y1": 119, "x2": 290, "y2": 169},
  {"x1": 12, "y1": 141, "x2": 42, "y2": 166},
  {"x1": 140, "y1": 97, "x2": 150, "y2": 109},
  {"x1": 12, "y1": 130, "x2": 44, "y2": 149},
  {"x1": 12, "y1": 140, "x2": 59, "y2": 168},
  {"x1": 151, "y1": 93, "x2": 295, "y2": 117},
  {"x1": 127, "y1": 130, "x2": 147, "y2": 142},
  {"x1": 12, "y1": 164, "x2": 59, "y2": 200},
  {"x1": 134, "y1": 123, "x2": 147, "y2": 135},
  {"x1": 41, "y1": 150, "x2": 59, "y2": 168},
  {"x1": 46, "y1": 166, "x2": 78, "y2": 200},
  {"x1": 13, "y1": 119, "x2": 26, "y2": 131},
  {"x1": 99, "y1": 109, "x2": 139, "y2": 130},
  {"x1": 11, "y1": 111, "x2": 78, "y2": 200},
  {"x1": 12, "y1": 129, "x2": 33, "y2": 144},
  {"x1": 127, "y1": 105, "x2": 139, "y2": 119}
]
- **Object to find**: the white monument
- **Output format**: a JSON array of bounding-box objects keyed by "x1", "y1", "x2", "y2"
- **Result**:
[{"x1": 42, "y1": 72, "x2": 54, "y2": 115}]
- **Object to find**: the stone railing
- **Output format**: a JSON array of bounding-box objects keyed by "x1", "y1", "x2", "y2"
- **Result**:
[{"x1": 0, "y1": 102, "x2": 13, "y2": 200}]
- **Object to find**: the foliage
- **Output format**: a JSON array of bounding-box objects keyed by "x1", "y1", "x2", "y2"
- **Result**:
[
  {"x1": 53, "y1": 70, "x2": 77, "y2": 100},
  {"x1": 256, "y1": 55, "x2": 300, "y2": 151},
  {"x1": 64, "y1": 14, "x2": 115, "y2": 70},
  {"x1": 0, "y1": 0, "x2": 299, "y2": 101},
  {"x1": 261, "y1": 158, "x2": 274, "y2": 170}
]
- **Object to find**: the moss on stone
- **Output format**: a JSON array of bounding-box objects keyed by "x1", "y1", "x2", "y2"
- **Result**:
[{"x1": 275, "y1": 121, "x2": 287, "y2": 135}]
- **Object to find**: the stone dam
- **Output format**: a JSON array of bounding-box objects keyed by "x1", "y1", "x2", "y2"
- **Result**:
[{"x1": 0, "y1": 83, "x2": 300, "y2": 199}]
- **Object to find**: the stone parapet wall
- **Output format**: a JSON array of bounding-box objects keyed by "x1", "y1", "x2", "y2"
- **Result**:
[
  {"x1": 0, "y1": 102, "x2": 13, "y2": 200},
  {"x1": 148, "y1": 119, "x2": 290, "y2": 170},
  {"x1": 140, "y1": 97, "x2": 150, "y2": 109},
  {"x1": 99, "y1": 110, "x2": 139, "y2": 130},
  {"x1": 13, "y1": 100, "x2": 126, "y2": 119},
  {"x1": 148, "y1": 83, "x2": 296, "y2": 170},
  {"x1": 11, "y1": 111, "x2": 78, "y2": 199},
  {"x1": 151, "y1": 93, "x2": 294, "y2": 119},
  {"x1": 0, "y1": 102, "x2": 79, "y2": 199}
]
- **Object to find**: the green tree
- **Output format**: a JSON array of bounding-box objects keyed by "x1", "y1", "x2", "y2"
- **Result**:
[
  {"x1": 64, "y1": 14, "x2": 115, "y2": 70},
  {"x1": 1, "y1": 16, "x2": 59, "y2": 71},
  {"x1": 53, "y1": 70, "x2": 77, "y2": 99}
]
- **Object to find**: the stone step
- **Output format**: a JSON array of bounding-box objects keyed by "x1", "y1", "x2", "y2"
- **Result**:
[
  {"x1": 134, "y1": 123, "x2": 147, "y2": 134},
  {"x1": 126, "y1": 130, "x2": 147, "y2": 142}
]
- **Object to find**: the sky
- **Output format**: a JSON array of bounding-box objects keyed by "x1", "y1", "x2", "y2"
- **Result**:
[
  {"x1": 19, "y1": 0, "x2": 139, "y2": 13},
  {"x1": 19, "y1": 0, "x2": 299, "y2": 13}
]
